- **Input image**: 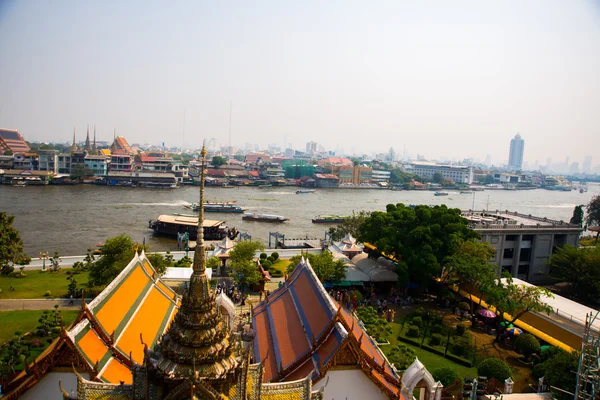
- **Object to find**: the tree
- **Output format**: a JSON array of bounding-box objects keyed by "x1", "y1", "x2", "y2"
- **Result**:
[
  {"x1": 570, "y1": 205, "x2": 584, "y2": 227},
  {"x1": 70, "y1": 164, "x2": 95, "y2": 182},
  {"x1": 2, "y1": 331, "x2": 26, "y2": 375},
  {"x1": 514, "y1": 333, "x2": 540, "y2": 360},
  {"x1": 444, "y1": 240, "x2": 496, "y2": 313},
  {"x1": 432, "y1": 367, "x2": 460, "y2": 386},
  {"x1": 432, "y1": 172, "x2": 444, "y2": 184},
  {"x1": 586, "y1": 195, "x2": 600, "y2": 242},
  {"x1": 147, "y1": 253, "x2": 168, "y2": 275},
  {"x1": 548, "y1": 245, "x2": 600, "y2": 304},
  {"x1": 327, "y1": 210, "x2": 370, "y2": 242},
  {"x1": 0, "y1": 212, "x2": 31, "y2": 275},
  {"x1": 533, "y1": 347, "x2": 579, "y2": 400},
  {"x1": 478, "y1": 358, "x2": 512, "y2": 381},
  {"x1": 229, "y1": 240, "x2": 264, "y2": 290},
  {"x1": 487, "y1": 275, "x2": 553, "y2": 326},
  {"x1": 210, "y1": 156, "x2": 227, "y2": 168},
  {"x1": 359, "y1": 204, "x2": 479, "y2": 287},
  {"x1": 88, "y1": 234, "x2": 141, "y2": 286},
  {"x1": 287, "y1": 251, "x2": 346, "y2": 282}
]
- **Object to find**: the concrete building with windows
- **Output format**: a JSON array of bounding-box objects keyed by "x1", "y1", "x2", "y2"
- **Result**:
[
  {"x1": 37, "y1": 149, "x2": 59, "y2": 174},
  {"x1": 84, "y1": 154, "x2": 110, "y2": 176},
  {"x1": 57, "y1": 153, "x2": 72, "y2": 174},
  {"x1": 508, "y1": 133, "x2": 525, "y2": 170},
  {"x1": 407, "y1": 161, "x2": 473, "y2": 184},
  {"x1": 462, "y1": 210, "x2": 581, "y2": 283}
]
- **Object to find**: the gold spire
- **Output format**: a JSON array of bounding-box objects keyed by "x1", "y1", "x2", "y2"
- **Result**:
[{"x1": 152, "y1": 140, "x2": 239, "y2": 386}]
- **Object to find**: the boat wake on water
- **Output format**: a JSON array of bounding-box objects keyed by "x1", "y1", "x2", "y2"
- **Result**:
[{"x1": 121, "y1": 201, "x2": 189, "y2": 207}]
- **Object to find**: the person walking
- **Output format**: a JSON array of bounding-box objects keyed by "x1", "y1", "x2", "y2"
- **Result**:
[{"x1": 68, "y1": 294, "x2": 74, "y2": 306}]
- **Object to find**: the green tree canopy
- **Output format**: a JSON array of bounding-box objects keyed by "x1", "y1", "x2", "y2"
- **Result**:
[
  {"x1": 327, "y1": 210, "x2": 370, "y2": 242},
  {"x1": 147, "y1": 253, "x2": 169, "y2": 275},
  {"x1": 487, "y1": 275, "x2": 553, "y2": 325},
  {"x1": 478, "y1": 358, "x2": 512, "y2": 381},
  {"x1": 570, "y1": 205, "x2": 584, "y2": 227},
  {"x1": 229, "y1": 240, "x2": 264, "y2": 289},
  {"x1": 586, "y1": 195, "x2": 600, "y2": 242},
  {"x1": 210, "y1": 156, "x2": 227, "y2": 168},
  {"x1": 0, "y1": 212, "x2": 31, "y2": 274},
  {"x1": 432, "y1": 172, "x2": 444, "y2": 184},
  {"x1": 532, "y1": 347, "x2": 579, "y2": 400},
  {"x1": 287, "y1": 251, "x2": 346, "y2": 282},
  {"x1": 548, "y1": 245, "x2": 600, "y2": 304},
  {"x1": 88, "y1": 234, "x2": 143, "y2": 286},
  {"x1": 359, "y1": 204, "x2": 479, "y2": 287}
]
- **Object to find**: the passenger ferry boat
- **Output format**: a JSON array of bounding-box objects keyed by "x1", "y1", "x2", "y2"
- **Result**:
[
  {"x1": 312, "y1": 215, "x2": 347, "y2": 224},
  {"x1": 241, "y1": 213, "x2": 289, "y2": 223},
  {"x1": 296, "y1": 189, "x2": 316, "y2": 194},
  {"x1": 185, "y1": 202, "x2": 245, "y2": 213},
  {"x1": 149, "y1": 214, "x2": 234, "y2": 240},
  {"x1": 434, "y1": 191, "x2": 449, "y2": 196}
]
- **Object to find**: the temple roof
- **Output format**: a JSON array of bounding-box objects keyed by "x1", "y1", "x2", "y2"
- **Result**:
[
  {"x1": 66, "y1": 251, "x2": 179, "y2": 384},
  {"x1": 252, "y1": 257, "x2": 402, "y2": 398}
]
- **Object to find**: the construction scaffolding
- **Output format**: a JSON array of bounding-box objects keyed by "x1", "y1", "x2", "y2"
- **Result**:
[{"x1": 574, "y1": 311, "x2": 600, "y2": 400}]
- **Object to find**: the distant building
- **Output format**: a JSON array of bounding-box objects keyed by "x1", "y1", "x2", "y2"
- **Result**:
[
  {"x1": 508, "y1": 133, "x2": 524, "y2": 170},
  {"x1": 84, "y1": 154, "x2": 109, "y2": 177},
  {"x1": 371, "y1": 169, "x2": 391, "y2": 182},
  {"x1": 110, "y1": 153, "x2": 134, "y2": 172},
  {"x1": 13, "y1": 153, "x2": 38, "y2": 170},
  {"x1": 57, "y1": 153, "x2": 72, "y2": 174},
  {"x1": 37, "y1": 149, "x2": 59, "y2": 174},
  {"x1": 306, "y1": 141, "x2": 318, "y2": 154},
  {"x1": 463, "y1": 210, "x2": 581, "y2": 283},
  {"x1": 140, "y1": 154, "x2": 174, "y2": 172},
  {"x1": 407, "y1": 161, "x2": 473, "y2": 184},
  {"x1": 110, "y1": 136, "x2": 133, "y2": 155},
  {"x1": 0, "y1": 128, "x2": 30, "y2": 154},
  {"x1": 583, "y1": 156, "x2": 592, "y2": 174},
  {"x1": 314, "y1": 173, "x2": 339, "y2": 188}
]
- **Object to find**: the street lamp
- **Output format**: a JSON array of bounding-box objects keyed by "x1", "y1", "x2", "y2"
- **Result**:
[{"x1": 40, "y1": 251, "x2": 49, "y2": 272}]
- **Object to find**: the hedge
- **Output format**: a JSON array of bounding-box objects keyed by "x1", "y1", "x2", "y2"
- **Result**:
[{"x1": 478, "y1": 358, "x2": 512, "y2": 381}]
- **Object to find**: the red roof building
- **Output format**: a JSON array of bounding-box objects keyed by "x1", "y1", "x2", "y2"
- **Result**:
[
  {"x1": 0, "y1": 128, "x2": 30, "y2": 154},
  {"x1": 252, "y1": 257, "x2": 408, "y2": 399}
]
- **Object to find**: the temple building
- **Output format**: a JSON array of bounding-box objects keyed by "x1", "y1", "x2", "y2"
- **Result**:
[{"x1": 58, "y1": 144, "x2": 325, "y2": 399}]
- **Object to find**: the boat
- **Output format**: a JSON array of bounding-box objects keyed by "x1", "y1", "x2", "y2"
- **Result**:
[
  {"x1": 258, "y1": 184, "x2": 273, "y2": 189},
  {"x1": 312, "y1": 215, "x2": 347, "y2": 224},
  {"x1": 137, "y1": 182, "x2": 178, "y2": 189},
  {"x1": 11, "y1": 178, "x2": 27, "y2": 187},
  {"x1": 242, "y1": 213, "x2": 289, "y2": 223},
  {"x1": 185, "y1": 202, "x2": 245, "y2": 213},
  {"x1": 296, "y1": 189, "x2": 316, "y2": 194},
  {"x1": 579, "y1": 185, "x2": 588, "y2": 193},
  {"x1": 434, "y1": 192, "x2": 448, "y2": 196},
  {"x1": 460, "y1": 191, "x2": 473, "y2": 194},
  {"x1": 149, "y1": 214, "x2": 235, "y2": 240}
]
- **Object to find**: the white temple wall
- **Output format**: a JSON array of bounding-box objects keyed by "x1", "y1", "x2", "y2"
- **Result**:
[{"x1": 313, "y1": 369, "x2": 388, "y2": 400}]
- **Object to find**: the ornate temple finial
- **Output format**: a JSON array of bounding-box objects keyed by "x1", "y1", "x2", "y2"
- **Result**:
[
  {"x1": 191, "y1": 140, "x2": 207, "y2": 275},
  {"x1": 93, "y1": 125, "x2": 97, "y2": 153},
  {"x1": 72, "y1": 127, "x2": 77, "y2": 151},
  {"x1": 58, "y1": 379, "x2": 69, "y2": 399}
]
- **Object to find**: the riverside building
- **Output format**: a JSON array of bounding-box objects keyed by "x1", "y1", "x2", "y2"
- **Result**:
[
  {"x1": 406, "y1": 161, "x2": 473, "y2": 184},
  {"x1": 462, "y1": 210, "x2": 582, "y2": 283}
]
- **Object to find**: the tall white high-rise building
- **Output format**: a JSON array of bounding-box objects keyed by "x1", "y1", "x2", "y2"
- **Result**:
[{"x1": 508, "y1": 133, "x2": 525, "y2": 170}]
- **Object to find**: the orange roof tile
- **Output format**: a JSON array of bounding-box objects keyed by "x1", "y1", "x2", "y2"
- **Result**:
[{"x1": 100, "y1": 358, "x2": 133, "y2": 384}]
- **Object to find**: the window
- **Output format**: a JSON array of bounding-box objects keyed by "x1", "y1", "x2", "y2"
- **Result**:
[
  {"x1": 519, "y1": 248, "x2": 531, "y2": 262},
  {"x1": 506, "y1": 235, "x2": 518, "y2": 241},
  {"x1": 503, "y1": 248, "x2": 514, "y2": 259}
]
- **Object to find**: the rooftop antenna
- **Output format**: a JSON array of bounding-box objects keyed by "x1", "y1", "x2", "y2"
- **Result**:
[{"x1": 228, "y1": 101, "x2": 232, "y2": 154}]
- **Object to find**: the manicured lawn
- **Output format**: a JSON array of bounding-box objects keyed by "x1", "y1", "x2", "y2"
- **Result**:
[
  {"x1": 383, "y1": 322, "x2": 478, "y2": 378},
  {"x1": 0, "y1": 309, "x2": 80, "y2": 345},
  {"x1": 271, "y1": 259, "x2": 290, "y2": 275},
  {"x1": 0, "y1": 270, "x2": 91, "y2": 299}
]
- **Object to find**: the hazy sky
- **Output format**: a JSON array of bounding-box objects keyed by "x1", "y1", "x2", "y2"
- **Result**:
[{"x1": 1, "y1": 1, "x2": 599, "y2": 164}]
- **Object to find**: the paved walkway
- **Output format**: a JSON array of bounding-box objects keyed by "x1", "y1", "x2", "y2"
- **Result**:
[{"x1": 0, "y1": 298, "x2": 91, "y2": 311}]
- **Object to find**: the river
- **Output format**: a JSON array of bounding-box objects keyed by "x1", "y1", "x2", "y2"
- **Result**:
[{"x1": 0, "y1": 183, "x2": 598, "y2": 257}]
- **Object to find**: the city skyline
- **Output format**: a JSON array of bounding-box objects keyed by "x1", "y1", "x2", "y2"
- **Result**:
[{"x1": 1, "y1": 1, "x2": 599, "y2": 163}]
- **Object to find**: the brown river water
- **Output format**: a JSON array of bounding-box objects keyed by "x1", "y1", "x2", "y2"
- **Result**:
[{"x1": 0, "y1": 183, "x2": 598, "y2": 257}]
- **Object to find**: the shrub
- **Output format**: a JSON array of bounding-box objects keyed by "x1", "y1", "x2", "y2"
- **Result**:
[
  {"x1": 44, "y1": 291, "x2": 51, "y2": 297},
  {"x1": 261, "y1": 260, "x2": 272, "y2": 269},
  {"x1": 456, "y1": 324, "x2": 466, "y2": 336},
  {"x1": 433, "y1": 313, "x2": 443, "y2": 325},
  {"x1": 451, "y1": 334, "x2": 472, "y2": 357},
  {"x1": 514, "y1": 333, "x2": 540, "y2": 359},
  {"x1": 271, "y1": 252, "x2": 279, "y2": 261},
  {"x1": 260, "y1": 253, "x2": 267, "y2": 260},
  {"x1": 433, "y1": 367, "x2": 460, "y2": 386},
  {"x1": 414, "y1": 307, "x2": 425, "y2": 319},
  {"x1": 430, "y1": 333, "x2": 442, "y2": 346},
  {"x1": 407, "y1": 325, "x2": 420, "y2": 338},
  {"x1": 412, "y1": 316, "x2": 423, "y2": 327},
  {"x1": 270, "y1": 270, "x2": 283, "y2": 278},
  {"x1": 478, "y1": 358, "x2": 512, "y2": 381},
  {"x1": 458, "y1": 301, "x2": 470, "y2": 311},
  {"x1": 387, "y1": 344, "x2": 417, "y2": 370},
  {"x1": 267, "y1": 256, "x2": 275, "y2": 263},
  {"x1": 431, "y1": 324, "x2": 443, "y2": 334}
]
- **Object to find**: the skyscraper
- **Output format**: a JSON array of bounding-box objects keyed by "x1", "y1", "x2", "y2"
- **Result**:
[{"x1": 508, "y1": 133, "x2": 524, "y2": 170}]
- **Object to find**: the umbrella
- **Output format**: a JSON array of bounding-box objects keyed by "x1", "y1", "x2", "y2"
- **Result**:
[
  {"x1": 540, "y1": 345, "x2": 551, "y2": 351},
  {"x1": 506, "y1": 327, "x2": 523, "y2": 336},
  {"x1": 500, "y1": 321, "x2": 514, "y2": 328},
  {"x1": 478, "y1": 309, "x2": 496, "y2": 318}
]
